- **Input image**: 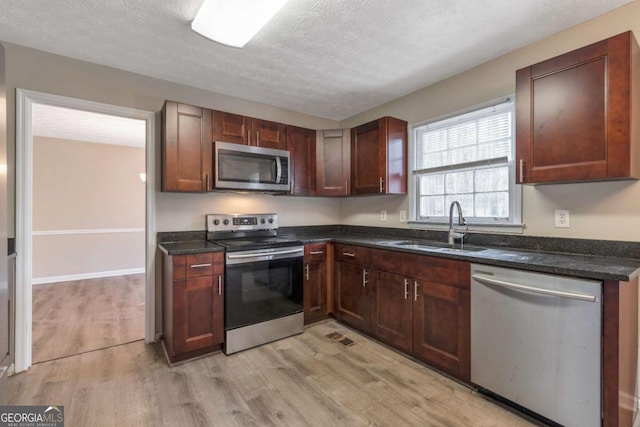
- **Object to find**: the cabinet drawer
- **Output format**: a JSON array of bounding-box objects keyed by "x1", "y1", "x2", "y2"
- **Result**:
[
  {"x1": 334, "y1": 244, "x2": 370, "y2": 266},
  {"x1": 186, "y1": 253, "x2": 215, "y2": 278},
  {"x1": 370, "y1": 248, "x2": 404, "y2": 273},
  {"x1": 404, "y1": 254, "x2": 470, "y2": 289},
  {"x1": 305, "y1": 243, "x2": 327, "y2": 261}
]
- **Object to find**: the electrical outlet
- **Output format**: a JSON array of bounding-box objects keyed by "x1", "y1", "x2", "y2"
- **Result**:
[
  {"x1": 399, "y1": 210, "x2": 407, "y2": 223},
  {"x1": 555, "y1": 209, "x2": 570, "y2": 228},
  {"x1": 380, "y1": 210, "x2": 387, "y2": 221}
]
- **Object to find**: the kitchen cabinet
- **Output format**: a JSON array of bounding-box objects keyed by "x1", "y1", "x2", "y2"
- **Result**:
[
  {"x1": 407, "y1": 254, "x2": 470, "y2": 381},
  {"x1": 212, "y1": 111, "x2": 287, "y2": 150},
  {"x1": 316, "y1": 129, "x2": 351, "y2": 196},
  {"x1": 333, "y1": 244, "x2": 370, "y2": 332},
  {"x1": 350, "y1": 117, "x2": 407, "y2": 195},
  {"x1": 161, "y1": 101, "x2": 213, "y2": 192},
  {"x1": 369, "y1": 249, "x2": 413, "y2": 353},
  {"x1": 212, "y1": 110, "x2": 246, "y2": 145},
  {"x1": 516, "y1": 31, "x2": 640, "y2": 184},
  {"x1": 303, "y1": 243, "x2": 327, "y2": 325},
  {"x1": 287, "y1": 126, "x2": 317, "y2": 196},
  {"x1": 162, "y1": 251, "x2": 224, "y2": 363}
]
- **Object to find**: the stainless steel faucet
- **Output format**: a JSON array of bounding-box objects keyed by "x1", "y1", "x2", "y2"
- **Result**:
[{"x1": 448, "y1": 201, "x2": 468, "y2": 245}]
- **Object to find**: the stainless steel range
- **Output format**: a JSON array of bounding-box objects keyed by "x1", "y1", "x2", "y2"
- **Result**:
[{"x1": 206, "y1": 213, "x2": 304, "y2": 355}]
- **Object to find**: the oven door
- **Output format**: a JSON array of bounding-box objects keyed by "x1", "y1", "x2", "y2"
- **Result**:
[{"x1": 225, "y1": 246, "x2": 303, "y2": 331}]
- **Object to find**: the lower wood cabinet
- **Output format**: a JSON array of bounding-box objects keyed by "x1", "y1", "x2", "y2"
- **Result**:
[
  {"x1": 370, "y1": 270, "x2": 413, "y2": 353},
  {"x1": 334, "y1": 245, "x2": 471, "y2": 381},
  {"x1": 304, "y1": 243, "x2": 327, "y2": 325},
  {"x1": 334, "y1": 261, "x2": 370, "y2": 332},
  {"x1": 162, "y1": 251, "x2": 224, "y2": 363}
]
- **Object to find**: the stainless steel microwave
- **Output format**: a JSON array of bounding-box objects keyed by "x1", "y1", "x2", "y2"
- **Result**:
[{"x1": 213, "y1": 141, "x2": 290, "y2": 192}]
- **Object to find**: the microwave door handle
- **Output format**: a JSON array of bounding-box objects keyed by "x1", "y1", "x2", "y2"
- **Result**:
[{"x1": 275, "y1": 156, "x2": 282, "y2": 184}]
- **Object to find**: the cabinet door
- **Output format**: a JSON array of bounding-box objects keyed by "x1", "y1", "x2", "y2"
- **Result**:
[
  {"x1": 172, "y1": 274, "x2": 224, "y2": 355},
  {"x1": 316, "y1": 129, "x2": 350, "y2": 196},
  {"x1": 412, "y1": 280, "x2": 470, "y2": 381},
  {"x1": 351, "y1": 117, "x2": 407, "y2": 195},
  {"x1": 250, "y1": 118, "x2": 286, "y2": 150},
  {"x1": 304, "y1": 245, "x2": 327, "y2": 325},
  {"x1": 351, "y1": 119, "x2": 385, "y2": 195},
  {"x1": 212, "y1": 110, "x2": 247, "y2": 145},
  {"x1": 287, "y1": 126, "x2": 317, "y2": 196},
  {"x1": 371, "y1": 270, "x2": 412, "y2": 352},
  {"x1": 516, "y1": 31, "x2": 638, "y2": 183},
  {"x1": 334, "y1": 262, "x2": 370, "y2": 332},
  {"x1": 162, "y1": 101, "x2": 213, "y2": 192}
]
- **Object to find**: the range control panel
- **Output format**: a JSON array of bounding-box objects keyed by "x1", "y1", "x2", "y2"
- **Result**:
[{"x1": 206, "y1": 213, "x2": 278, "y2": 232}]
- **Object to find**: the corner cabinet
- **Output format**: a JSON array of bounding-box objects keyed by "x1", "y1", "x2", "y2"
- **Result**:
[
  {"x1": 162, "y1": 251, "x2": 224, "y2": 364},
  {"x1": 516, "y1": 31, "x2": 640, "y2": 184},
  {"x1": 350, "y1": 117, "x2": 408, "y2": 195},
  {"x1": 287, "y1": 126, "x2": 317, "y2": 196},
  {"x1": 333, "y1": 244, "x2": 371, "y2": 331},
  {"x1": 316, "y1": 129, "x2": 351, "y2": 196},
  {"x1": 212, "y1": 110, "x2": 286, "y2": 150},
  {"x1": 161, "y1": 101, "x2": 213, "y2": 192}
]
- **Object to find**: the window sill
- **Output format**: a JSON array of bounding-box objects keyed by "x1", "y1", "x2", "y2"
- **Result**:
[{"x1": 407, "y1": 221, "x2": 525, "y2": 235}]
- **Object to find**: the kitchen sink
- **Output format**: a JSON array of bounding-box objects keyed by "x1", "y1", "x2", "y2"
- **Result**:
[{"x1": 389, "y1": 240, "x2": 487, "y2": 252}]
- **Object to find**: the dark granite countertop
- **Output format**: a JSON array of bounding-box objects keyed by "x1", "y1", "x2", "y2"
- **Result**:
[
  {"x1": 157, "y1": 227, "x2": 640, "y2": 282},
  {"x1": 158, "y1": 240, "x2": 224, "y2": 256}
]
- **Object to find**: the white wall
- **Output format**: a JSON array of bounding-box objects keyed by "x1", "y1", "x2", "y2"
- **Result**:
[{"x1": 32, "y1": 137, "x2": 145, "y2": 282}]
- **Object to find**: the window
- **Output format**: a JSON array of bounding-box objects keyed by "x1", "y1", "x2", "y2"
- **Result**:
[{"x1": 411, "y1": 97, "x2": 521, "y2": 227}]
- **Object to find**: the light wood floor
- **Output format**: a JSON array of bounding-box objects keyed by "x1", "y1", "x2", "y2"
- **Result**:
[
  {"x1": 32, "y1": 274, "x2": 145, "y2": 363},
  {"x1": 11, "y1": 320, "x2": 537, "y2": 426}
]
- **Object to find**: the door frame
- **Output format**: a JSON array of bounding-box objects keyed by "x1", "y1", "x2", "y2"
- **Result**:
[{"x1": 15, "y1": 89, "x2": 156, "y2": 372}]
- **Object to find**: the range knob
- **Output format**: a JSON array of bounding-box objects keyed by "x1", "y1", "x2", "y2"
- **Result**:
[
  {"x1": 260, "y1": 218, "x2": 266, "y2": 224},
  {"x1": 213, "y1": 219, "x2": 220, "y2": 226},
  {"x1": 268, "y1": 218, "x2": 274, "y2": 224},
  {"x1": 223, "y1": 219, "x2": 230, "y2": 225}
]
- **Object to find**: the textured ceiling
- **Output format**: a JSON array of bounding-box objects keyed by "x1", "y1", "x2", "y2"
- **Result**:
[
  {"x1": 0, "y1": 0, "x2": 633, "y2": 120},
  {"x1": 32, "y1": 104, "x2": 146, "y2": 148}
]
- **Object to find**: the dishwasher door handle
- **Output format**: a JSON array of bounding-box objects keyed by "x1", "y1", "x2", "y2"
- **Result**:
[{"x1": 472, "y1": 274, "x2": 597, "y2": 302}]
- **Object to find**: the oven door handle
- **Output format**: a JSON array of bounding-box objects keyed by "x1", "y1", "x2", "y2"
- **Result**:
[{"x1": 227, "y1": 248, "x2": 303, "y2": 259}]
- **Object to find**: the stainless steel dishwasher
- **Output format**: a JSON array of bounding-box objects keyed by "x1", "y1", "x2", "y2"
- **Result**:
[{"x1": 470, "y1": 264, "x2": 602, "y2": 427}]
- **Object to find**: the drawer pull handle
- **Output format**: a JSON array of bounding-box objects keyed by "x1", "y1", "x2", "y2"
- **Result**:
[
  {"x1": 217, "y1": 276, "x2": 222, "y2": 295},
  {"x1": 189, "y1": 263, "x2": 212, "y2": 268},
  {"x1": 310, "y1": 251, "x2": 324, "y2": 255},
  {"x1": 342, "y1": 252, "x2": 356, "y2": 257}
]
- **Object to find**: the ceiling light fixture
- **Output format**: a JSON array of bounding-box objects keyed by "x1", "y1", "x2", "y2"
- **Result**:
[{"x1": 191, "y1": 0, "x2": 289, "y2": 48}]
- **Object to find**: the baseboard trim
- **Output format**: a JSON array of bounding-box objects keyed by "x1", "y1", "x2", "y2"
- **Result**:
[{"x1": 32, "y1": 268, "x2": 145, "y2": 285}]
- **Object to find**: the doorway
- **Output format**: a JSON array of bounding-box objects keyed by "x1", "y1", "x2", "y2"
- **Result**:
[{"x1": 15, "y1": 90, "x2": 155, "y2": 371}]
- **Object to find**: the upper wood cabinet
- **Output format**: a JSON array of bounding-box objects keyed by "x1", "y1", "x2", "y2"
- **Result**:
[
  {"x1": 162, "y1": 101, "x2": 212, "y2": 192},
  {"x1": 516, "y1": 31, "x2": 640, "y2": 184},
  {"x1": 212, "y1": 111, "x2": 287, "y2": 150},
  {"x1": 350, "y1": 117, "x2": 408, "y2": 195},
  {"x1": 316, "y1": 129, "x2": 351, "y2": 196},
  {"x1": 287, "y1": 125, "x2": 317, "y2": 196},
  {"x1": 212, "y1": 111, "x2": 246, "y2": 145}
]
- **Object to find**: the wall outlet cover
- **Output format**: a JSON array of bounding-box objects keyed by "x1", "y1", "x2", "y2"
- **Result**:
[
  {"x1": 380, "y1": 210, "x2": 387, "y2": 221},
  {"x1": 399, "y1": 210, "x2": 407, "y2": 222},
  {"x1": 554, "y1": 209, "x2": 570, "y2": 228}
]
